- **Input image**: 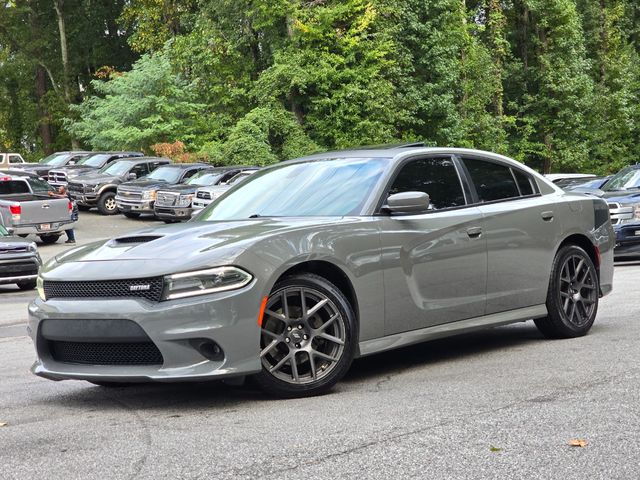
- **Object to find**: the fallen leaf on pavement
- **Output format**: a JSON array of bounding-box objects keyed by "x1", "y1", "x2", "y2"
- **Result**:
[
  {"x1": 489, "y1": 446, "x2": 502, "y2": 452},
  {"x1": 569, "y1": 439, "x2": 587, "y2": 447}
]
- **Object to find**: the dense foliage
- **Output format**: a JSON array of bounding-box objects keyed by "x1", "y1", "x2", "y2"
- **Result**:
[{"x1": 2, "y1": 0, "x2": 640, "y2": 172}]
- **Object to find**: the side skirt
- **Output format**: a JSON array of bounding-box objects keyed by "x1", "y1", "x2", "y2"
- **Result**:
[{"x1": 357, "y1": 304, "x2": 548, "y2": 358}]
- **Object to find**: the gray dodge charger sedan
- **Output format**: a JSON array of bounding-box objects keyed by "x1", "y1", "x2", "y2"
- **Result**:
[{"x1": 28, "y1": 147, "x2": 614, "y2": 397}]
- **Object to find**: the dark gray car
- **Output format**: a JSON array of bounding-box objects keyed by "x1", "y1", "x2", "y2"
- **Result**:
[
  {"x1": 0, "y1": 222, "x2": 41, "y2": 290},
  {"x1": 29, "y1": 147, "x2": 615, "y2": 397}
]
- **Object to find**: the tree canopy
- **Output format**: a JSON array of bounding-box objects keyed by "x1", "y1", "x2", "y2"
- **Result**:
[{"x1": 2, "y1": 0, "x2": 640, "y2": 173}]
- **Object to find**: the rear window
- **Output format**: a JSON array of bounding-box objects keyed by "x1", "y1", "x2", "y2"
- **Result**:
[
  {"x1": 0, "y1": 180, "x2": 30, "y2": 195},
  {"x1": 463, "y1": 159, "x2": 520, "y2": 202}
]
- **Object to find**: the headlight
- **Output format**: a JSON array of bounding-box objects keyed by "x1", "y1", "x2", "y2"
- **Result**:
[
  {"x1": 178, "y1": 194, "x2": 193, "y2": 207},
  {"x1": 162, "y1": 266, "x2": 252, "y2": 300},
  {"x1": 634, "y1": 204, "x2": 640, "y2": 220},
  {"x1": 37, "y1": 276, "x2": 46, "y2": 301},
  {"x1": 142, "y1": 190, "x2": 157, "y2": 200}
]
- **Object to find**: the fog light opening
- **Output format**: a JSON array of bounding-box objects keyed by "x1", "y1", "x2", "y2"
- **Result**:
[{"x1": 189, "y1": 339, "x2": 224, "y2": 362}]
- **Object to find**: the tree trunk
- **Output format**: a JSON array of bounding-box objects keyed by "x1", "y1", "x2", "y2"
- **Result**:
[
  {"x1": 598, "y1": 0, "x2": 607, "y2": 83},
  {"x1": 53, "y1": 0, "x2": 80, "y2": 149},
  {"x1": 35, "y1": 66, "x2": 54, "y2": 154},
  {"x1": 487, "y1": 0, "x2": 505, "y2": 117}
]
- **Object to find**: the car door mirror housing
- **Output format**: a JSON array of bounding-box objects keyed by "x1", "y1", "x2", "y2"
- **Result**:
[
  {"x1": 127, "y1": 173, "x2": 137, "y2": 180},
  {"x1": 6, "y1": 227, "x2": 15, "y2": 236},
  {"x1": 385, "y1": 192, "x2": 431, "y2": 215}
]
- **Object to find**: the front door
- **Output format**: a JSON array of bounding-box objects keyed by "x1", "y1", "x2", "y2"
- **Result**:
[{"x1": 378, "y1": 156, "x2": 488, "y2": 335}]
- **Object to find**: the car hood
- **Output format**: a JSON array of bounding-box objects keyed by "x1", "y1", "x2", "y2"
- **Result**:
[
  {"x1": 43, "y1": 218, "x2": 349, "y2": 280},
  {"x1": 596, "y1": 190, "x2": 640, "y2": 204},
  {"x1": 119, "y1": 180, "x2": 173, "y2": 190},
  {"x1": 158, "y1": 184, "x2": 198, "y2": 194},
  {"x1": 0, "y1": 237, "x2": 34, "y2": 249},
  {"x1": 59, "y1": 165, "x2": 99, "y2": 174},
  {"x1": 72, "y1": 172, "x2": 117, "y2": 185}
]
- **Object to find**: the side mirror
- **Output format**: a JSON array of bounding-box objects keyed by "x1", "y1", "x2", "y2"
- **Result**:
[
  {"x1": 127, "y1": 173, "x2": 137, "y2": 180},
  {"x1": 6, "y1": 227, "x2": 16, "y2": 236},
  {"x1": 385, "y1": 191, "x2": 431, "y2": 215}
]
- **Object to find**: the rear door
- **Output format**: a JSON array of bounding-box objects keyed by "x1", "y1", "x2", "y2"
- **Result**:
[
  {"x1": 458, "y1": 155, "x2": 562, "y2": 314},
  {"x1": 378, "y1": 155, "x2": 487, "y2": 334}
]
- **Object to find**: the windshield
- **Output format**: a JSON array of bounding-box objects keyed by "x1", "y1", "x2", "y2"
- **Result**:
[
  {"x1": 100, "y1": 161, "x2": 135, "y2": 176},
  {"x1": 603, "y1": 168, "x2": 640, "y2": 191},
  {"x1": 39, "y1": 153, "x2": 65, "y2": 165},
  {"x1": 199, "y1": 158, "x2": 387, "y2": 220},
  {"x1": 186, "y1": 171, "x2": 224, "y2": 186},
  {"x1": 145, "y1": 167, "x2": 182, "y2": 183},
  {"x1": 79, "y1": 154, "x2": 111, "y2": 167}
]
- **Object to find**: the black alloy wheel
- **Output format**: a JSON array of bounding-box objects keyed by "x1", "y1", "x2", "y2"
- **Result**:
[{"x1": 535, "y1": 245, "x2": 599, "y2": 338}]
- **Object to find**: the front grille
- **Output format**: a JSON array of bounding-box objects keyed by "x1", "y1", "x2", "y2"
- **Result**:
[
  {"x1": 48, "y1": 171, "x2": 68, "y2": 185},
  {"x1": 49, "y1": 340, "x2": 163, "y2": 365},
  {"x1": 0, "y1": 261, "x2": 38, "y2": 278},
  {"x1": 196, "y1": 191, "x2": 211, "y2": 200},
  {"x1": 118, "y1": 189, "x2": 143, "y2": 200},
  {"x1": 67, "y1": 183, "x2": 84, "y2": 194},
  {"x1": 156, "y1": 191, "x2": 178, "y2": 207},
  {"x1": 44, "y1": 277, "x2": 164, "y2": 302},
  {"x1": 0, "y1": 246, "x2": 28, "y2": 254}
]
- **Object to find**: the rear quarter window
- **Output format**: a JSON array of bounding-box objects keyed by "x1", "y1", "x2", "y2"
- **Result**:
[{"x1": 0, "y1": 180, "x2": 30, "y2": 195}]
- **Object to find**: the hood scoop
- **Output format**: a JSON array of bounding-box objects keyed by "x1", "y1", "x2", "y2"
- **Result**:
[{"x1": 113, "y1": 235, "x2": 164, "y2": 245}]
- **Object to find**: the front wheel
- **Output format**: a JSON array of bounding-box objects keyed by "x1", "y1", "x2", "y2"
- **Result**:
[
  {"x1": 254, "y1": 273, "x2": 357, "y2": 398},
  {"x1": 97, "y1": 192, "x2": 118, "y2": 215},
  {"x1": 535, "y1": 245, "x2": 599, "y2": 339}
]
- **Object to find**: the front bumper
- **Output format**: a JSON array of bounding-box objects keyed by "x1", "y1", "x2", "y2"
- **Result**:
[
  {"x1": 69, "y1": 191, "x2": 98, "y2": 206},
  {"x1": 154, "y1": 206, "x2": 193, "y2": 221},
  {"x1": 115, "y1": 197, "x2": 155, "y2": 213},
  {"x1": 28, "y1": 284, "x2": 263, "y2": 382},
  {"x1": 614, "y1": 224, "x2": 640, "y2": 258},
  {"x1": 0, "y1": 254, "x2": 40, "y2": 285}
]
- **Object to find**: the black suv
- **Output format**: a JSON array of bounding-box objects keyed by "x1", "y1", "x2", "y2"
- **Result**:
[
  {"x1": 68, "y1": 157, "x2": 171, "y2": 215},
  {"x1": 48, "y1": 151, "x2": 143, "y2": 188},
  {"x1": 17, "y1": 151, "x2": 92, "y2": 181},
  {"x1": 154, "y1": 166, "x2": 250, "y2": 223},
  {"x1": 115, "y1": 163, "x2": 210, "y2": 218}
]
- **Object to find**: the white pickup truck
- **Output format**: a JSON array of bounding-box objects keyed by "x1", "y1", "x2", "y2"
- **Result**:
[
  {"x1": 0, "y1": 173, "x2": 75, "y2": 244},
  {"x1": 0, "y1": 153, "x2": 26, "y2": 169}
]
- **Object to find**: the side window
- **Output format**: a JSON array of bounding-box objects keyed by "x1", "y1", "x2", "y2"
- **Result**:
[
  {"x1": 9, "y1": 155, "x2": 23, "y2": 164},
  {"x1": 388, "y1": 157, "x2": 466, "y2": 210},
  {"x1": 28, "y1": 178, "x2": 54, "y2": 193},
  {"x1": 512, "y1": 168, "x2": 536, "y2": 196},
  {"x1": 462, "y1": 158, "x2": 520, "y2": 202},
  {"x1": 182, "y1": 168, "x2": 199, "y2": 180},
  {"x1": 130, "y1": 164, "x2": 148, "y2": 177},
  {"x1": 149, "y1": 162, "x2": 164, "y2": 172}
]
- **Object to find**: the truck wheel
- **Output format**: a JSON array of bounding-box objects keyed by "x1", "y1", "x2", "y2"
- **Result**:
[
  {"x1": 17, "y1": 280, "x2": 37, "y2": 290},
  {"x1": 123, "y1": 212, "x2": 140, "y2": 219},
  {"x1": 39, "y1": 234, "x2": 61, "y2": 244},
  {"x1": 97, "y1": 192, "x2": 118, "y2": 215}
]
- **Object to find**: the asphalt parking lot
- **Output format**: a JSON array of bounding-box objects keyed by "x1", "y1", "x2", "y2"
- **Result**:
[{"x1": 1, "y1": 212, "x2": 639, "y2": 479}]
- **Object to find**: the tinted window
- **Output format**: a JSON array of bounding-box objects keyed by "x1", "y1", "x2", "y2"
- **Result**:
[
  {"x1": 463, "y1": 158, "x2": 520, "y2": 202},
  {"x1": 512, "y1": 169, "x2": 536, "y2": 196},
  {"x1": 0, "y1": 180, "x2": 30, "y2": 195},
  {"x1": 9, "y1": 155, "x2": 22, "y2": 164},
  {"x1": 28, "y1": 178, "x2": 54, "y2": 193},
  {"x1": 388, "y1": 157, "x2": 465, "y2": 210},
  {"x1": 130, "y1": 163, "x2": 149, "y2": 178}
]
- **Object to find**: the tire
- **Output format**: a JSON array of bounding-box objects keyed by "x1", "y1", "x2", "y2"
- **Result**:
[
  {"x1": 17, "y1": 280, "x2": 37, "y2": 290},
  {"x1": 123, "y1": 212, "x2": 141, "y2": 219},
  {"x1": 97, "y1": 191, "x2": 118, "y2": 215},
  {"x1": 535, "y1": 245, "x2": 599, "y2": 339},
  {"x1": 77, "y1": 205, "x2": 91, "y2": 212},
  {"x1": 39, "y1": 234, "x2": 61, "y2": 244},
  {"x1": 254, "y1": 273, "x2": 357, "y2": 398}
]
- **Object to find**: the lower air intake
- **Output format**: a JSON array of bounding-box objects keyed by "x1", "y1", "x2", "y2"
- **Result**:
[{"x1": 49, "y1": 341, "x2": 163, "y2": 366}]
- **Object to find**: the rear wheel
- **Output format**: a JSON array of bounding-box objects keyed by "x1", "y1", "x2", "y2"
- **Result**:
[
  {"x1": 97, "y1": 192, "x2": 118, "y2": 215},
  {"x1": 39, "y1": 234, "x2": 61, "y2": 244},
  {"x1": 535, "y1": 245, "x2": 599, "y2": 339},
  {"x1": 254, "y1": 273, "x2": 356, "y2": 398},
  {"x1": 123, "y1": 212, "x2": 141, "y2": 219}
]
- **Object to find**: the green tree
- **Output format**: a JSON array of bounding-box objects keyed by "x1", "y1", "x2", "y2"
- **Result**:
[{"x1": 67, "y1": 50, "x2": 205, "y2": 151}]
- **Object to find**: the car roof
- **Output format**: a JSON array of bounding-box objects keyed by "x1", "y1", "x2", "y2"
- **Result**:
[
  {"x1": 155, "y1": 163, "x2": 209, "y2": 169},
  {"x1": 0, "y1": 169, "x2": 39, "y2": 178},
  {"x1": 83, "y1": 151, "x2": 144, "y2": 156},
  {"x1": 113, "y1": 156, "x2": 171, "y2": 164}
]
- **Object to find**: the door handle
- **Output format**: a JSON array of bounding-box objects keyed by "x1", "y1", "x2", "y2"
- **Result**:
[
  {"x1": 466, "y1": 226, "x2": 483, "y2": 238},
  {"x1": 541, "y1": 211, "x2": 554, "y2": 221}
]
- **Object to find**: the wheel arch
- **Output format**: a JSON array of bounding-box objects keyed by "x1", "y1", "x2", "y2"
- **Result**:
[
  {"x1": 275, "y1": 260, "x2": 360, "y2": 327},
  {"x1": 557, "y1": 233, "x2": 600, "y2": 274}
]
